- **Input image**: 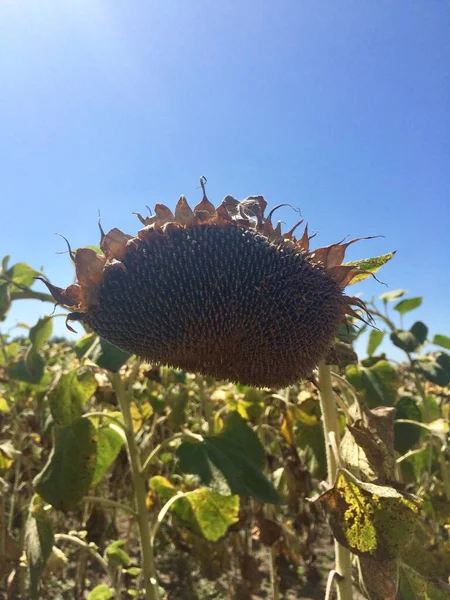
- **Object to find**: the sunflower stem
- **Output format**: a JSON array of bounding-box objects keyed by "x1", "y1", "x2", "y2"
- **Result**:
[
  {"x1": 318, "y1": 361, "x2": 353, "y2": 600},
  {"x1": 111, "y1": 372, "x2": 160, "y2": 600}
]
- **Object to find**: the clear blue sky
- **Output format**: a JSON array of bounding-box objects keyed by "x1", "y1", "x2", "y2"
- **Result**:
[{"x1": 1, "y1": 1, "x2": 449, "y2": 357}]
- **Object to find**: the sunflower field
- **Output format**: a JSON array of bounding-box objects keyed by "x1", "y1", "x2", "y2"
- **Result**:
[{"x1": 1, "y1": 202, "x2": 450, "y2": 600}]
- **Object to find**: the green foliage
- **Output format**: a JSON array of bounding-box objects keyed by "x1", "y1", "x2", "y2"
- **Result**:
[
  {"x1": 6, "y1": 262, "x2": 40, "y2": 291},
  {"x1": 91, "y1": 337, "x2": 130, "y2": 372},
  {"x1": 92, "y1": 424, "x2": 125, "y2": 486},
  {"x1": 390, "y1": 321, "x2": 428, "y2": 353},
  {"x1": 394, "y1": 396, "x2": 422, "y2": 454},
  {"x1": 345, "y1": 360, "x2": 400, "y2": 408},
  {"x1": 105, "y1": 539, "x2": 131, "y2": 568},
  {"x1": 25, "y1": 495, "x2": 54, "y2": 599},
  {"x1": 379, "y1": 289, "x2": 407, "y2": 302},
  {"x1": 433, "y1": 333, "x2": 450, "y2": 350},
  {"x1": 367, "y1": 329, "x2": 384, "y2": 356},
  {"x1": 177, "y1": 411, "x2": 280, "y2": 504},
  {"x1": 35, "y1": 417, "x2": 98, "y2": 511},
  {"x1": 0, "y1": 281, "x2": 11, "y2": 320},
  {"x1": 49, "y1": 369, "x2": 97, "y2": 426},
  {"x1": 87, "y1": 584, "x2": 115, "y2": 600},
  {"x1": 398, "y1": 563, "x2": 450, "y2": 600},
  {"x1": 413, "y1": 352, "x2": 450, "y2": 386},
  {"x1": 394, "y1": 297, "x2": 422, "y2": 315},
  {"x1": 150, "y1": 476, "x2": 240, "y2": 541},
  {"x1": 1, "y1": 267, "x2": 449, "y2": 599}
]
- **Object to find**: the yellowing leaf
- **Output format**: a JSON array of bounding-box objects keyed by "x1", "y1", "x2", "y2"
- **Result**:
[
  {"x1": 316, "y1": 469, "x2": 422, "y2": 561},
  {"x1": 0, "y1": 396, "x2": 11, "y2": 413},
  {"x1": 345, "y1": 252, "x2": 396, "y2": 285},
  {"x1": 130, "y1": 402, "x2": 143, "y2": 433}
]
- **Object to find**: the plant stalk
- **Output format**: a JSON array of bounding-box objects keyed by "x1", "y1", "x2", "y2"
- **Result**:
[
  {"x1": 318, "y1": 361, "x2": 353, "y2": 600},
  {"x1": 111, "y1": 373, "x2": 160, "y2": 600}
]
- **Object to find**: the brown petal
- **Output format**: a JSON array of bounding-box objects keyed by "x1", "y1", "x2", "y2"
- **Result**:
[
  {"x1": 296, "y1": 224, "x2": 309, "y2": 252},
  {"x1": 174, "y1": 196, "x2": 195, "y2": 226},
  {"x1": 75, "y1": 248, "x2": 106, "y2": 287},
  {"x1": 327, "y1": 265, "x2": 358, "y2": 289},
  {"x1": 101, "y1": 228, "x2": 132, "y2": 261},
  {"x1": 213, "y1": 201, "x2": 234, "y2": 225},
  {"x1": 318, "y1": 236, "x2": 382, "y2": 269},
  {"x1": 194, "y1": 196, "x2": 215, "y2": 217},
  {"x1": 162, "y1": 222, "x2": 182, "y2": 234},
  {"x1": 66, "y1": 311, "x2": 86, "y2": 333},
  {"x1": 35, "y1": 277, "x2": 81, "y2": 308},
  {"x1": 137, "y1": 224, "x2": 165, "y2": 243},
  {"x1": 194, "y1": 210, "x2": 213, "y2": 224},
  {"x1": 284, "y1": 219, "x2": 304, "y2": 240},
  {"x1": 154, "y1": 203, "x2": 174, "y2": 224},
  {"x1": 272, "y1": 221, "x2": 282, "y2": 240},
  {"x1": 221, "y1": 195, "x2": 240, "y2": 219}
]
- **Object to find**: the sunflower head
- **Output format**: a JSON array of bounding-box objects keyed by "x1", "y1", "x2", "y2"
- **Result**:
[{"x1": 40, "y1": 185, "x2": 372, "y2": 387}]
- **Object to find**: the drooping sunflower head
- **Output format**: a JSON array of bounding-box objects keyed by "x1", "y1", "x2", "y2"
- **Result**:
[{"x1": 40, "y1": 185, "x2": 373, "y2": 387}]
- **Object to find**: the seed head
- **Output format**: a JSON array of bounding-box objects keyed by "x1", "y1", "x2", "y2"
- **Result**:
[{"x1": 41, "y1": 190, "x2": 371, "y2": 387}]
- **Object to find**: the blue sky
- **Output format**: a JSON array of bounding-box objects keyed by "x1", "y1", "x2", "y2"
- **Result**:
[{"x1": 1, "y1": 1, "x2": 449, "y2": 359}]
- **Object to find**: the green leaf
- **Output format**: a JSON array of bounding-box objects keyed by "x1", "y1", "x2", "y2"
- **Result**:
[
  {"x1": 74, "y1": 333, "x2": 97, "y2": 359},
  {"x1": 25, "y1": 316, "x2": 53, "y2": 376},
  {"x1": 1, "y1": 255, "x2": 10, "y2": 271},
  {"x1": 288, "y1": 407, "x2": 327, "y2": 479},
  {"x1": 8, "y1": 355, "x2": 46, "y2": 384},
  {"x1": 398, "y1": 563, "x2": 450, "y2": 600},
  {"x1": 410, "y1": 322, "x2": 428, "y2": 345},
  {"x1": 92, "y1": 425, "x2": 124, "y2": 486},
  {"x1": 0, "y1": 281, "x2": 11, "y2": 321},
  {"x1": 105, "y1": 540, "x2": 131, "y2": 568},
  {"x1": 221, "y1": 410, "x2": 265, "y2": 468},
  {"x1": 49, "y1": 369, "x2": 97, "y2": 426},
  {"x1": 345, "y1": 252, "x2": 396, "y2": 285},
  {"x1": 316, "y1": 469, "x2": 422, "y2": 561},
  {"x1": 394, "y1": 297, "x2": 422, "y2": 316},
  {"x1": 34, "y1": 417, "x2": 97, "y2": 512},
  {"x1": 176, "y1": 412, "x2": 280, "y2": 504},
  {"x1": 87, "y1": 584, "x2": 115, "y2": 600},
  {"x1": 91, "y1": 338, "x2": 130, "y2": 372},
  {"x1": 395, "y1": 397, "x2": 422, "y2": 454},
  {"x1": 25, "y1": 495, "x2": 54, "y2": 600},
  {"x1": 433, "y1": 334, "x2": 450, "y2": 351},
  {"x1": 29, "y1": 316, "x2": 53, "y2": 353},
  {"x1": 390, "y1": 331, "x2": 421, "y2": 353},
  {"x1": 367, "y1": 330, "x2": 384, "y2": 357},
  {"x1": 6, "y1": 262, "x2": 40, "y2": 291},
  {"x1": 185, "y1": 489, "x2": 239, "y2": 541},
  {"x1": 413, "y1": 353, "x2": 450, "y2": 387},
  {"x1": 125, "y1": 567, "x2": 142, "y2": 577},
  {"x1": 149, "y1": 476, "x2": 239, "y2": 541},
  {"x1": 345, "y1": 361, "x2": 399, "y2": 409},
  {"x1": 150, "y1": 476, "x2": 194, "y2": 522},
  {"x1": 379, "y1": 289, "x2": 407, "y2": 303}
]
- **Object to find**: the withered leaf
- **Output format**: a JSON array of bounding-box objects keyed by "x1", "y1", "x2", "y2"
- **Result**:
[
  {"x1": 340, "y1": 402, "x2": 396, "y2": 483},
  {"x1": 357, "y1": 556, "x2": 398, "y2": 600},
  {"x1": 316, "y1": 469, "x2": 422, "y2": 561}
]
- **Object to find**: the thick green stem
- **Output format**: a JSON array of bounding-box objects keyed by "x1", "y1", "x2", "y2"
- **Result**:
[
  {"x1": 318, "y1": 361, "x2": 353, "y2": 600},
  {"x1": 111, "y1": 373, "x2": 160, "y2": 600}
]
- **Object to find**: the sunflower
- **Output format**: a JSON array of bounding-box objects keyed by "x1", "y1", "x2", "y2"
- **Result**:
[{"x1": 39, "y1": 183, "x2": 371, "y2": 387}]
